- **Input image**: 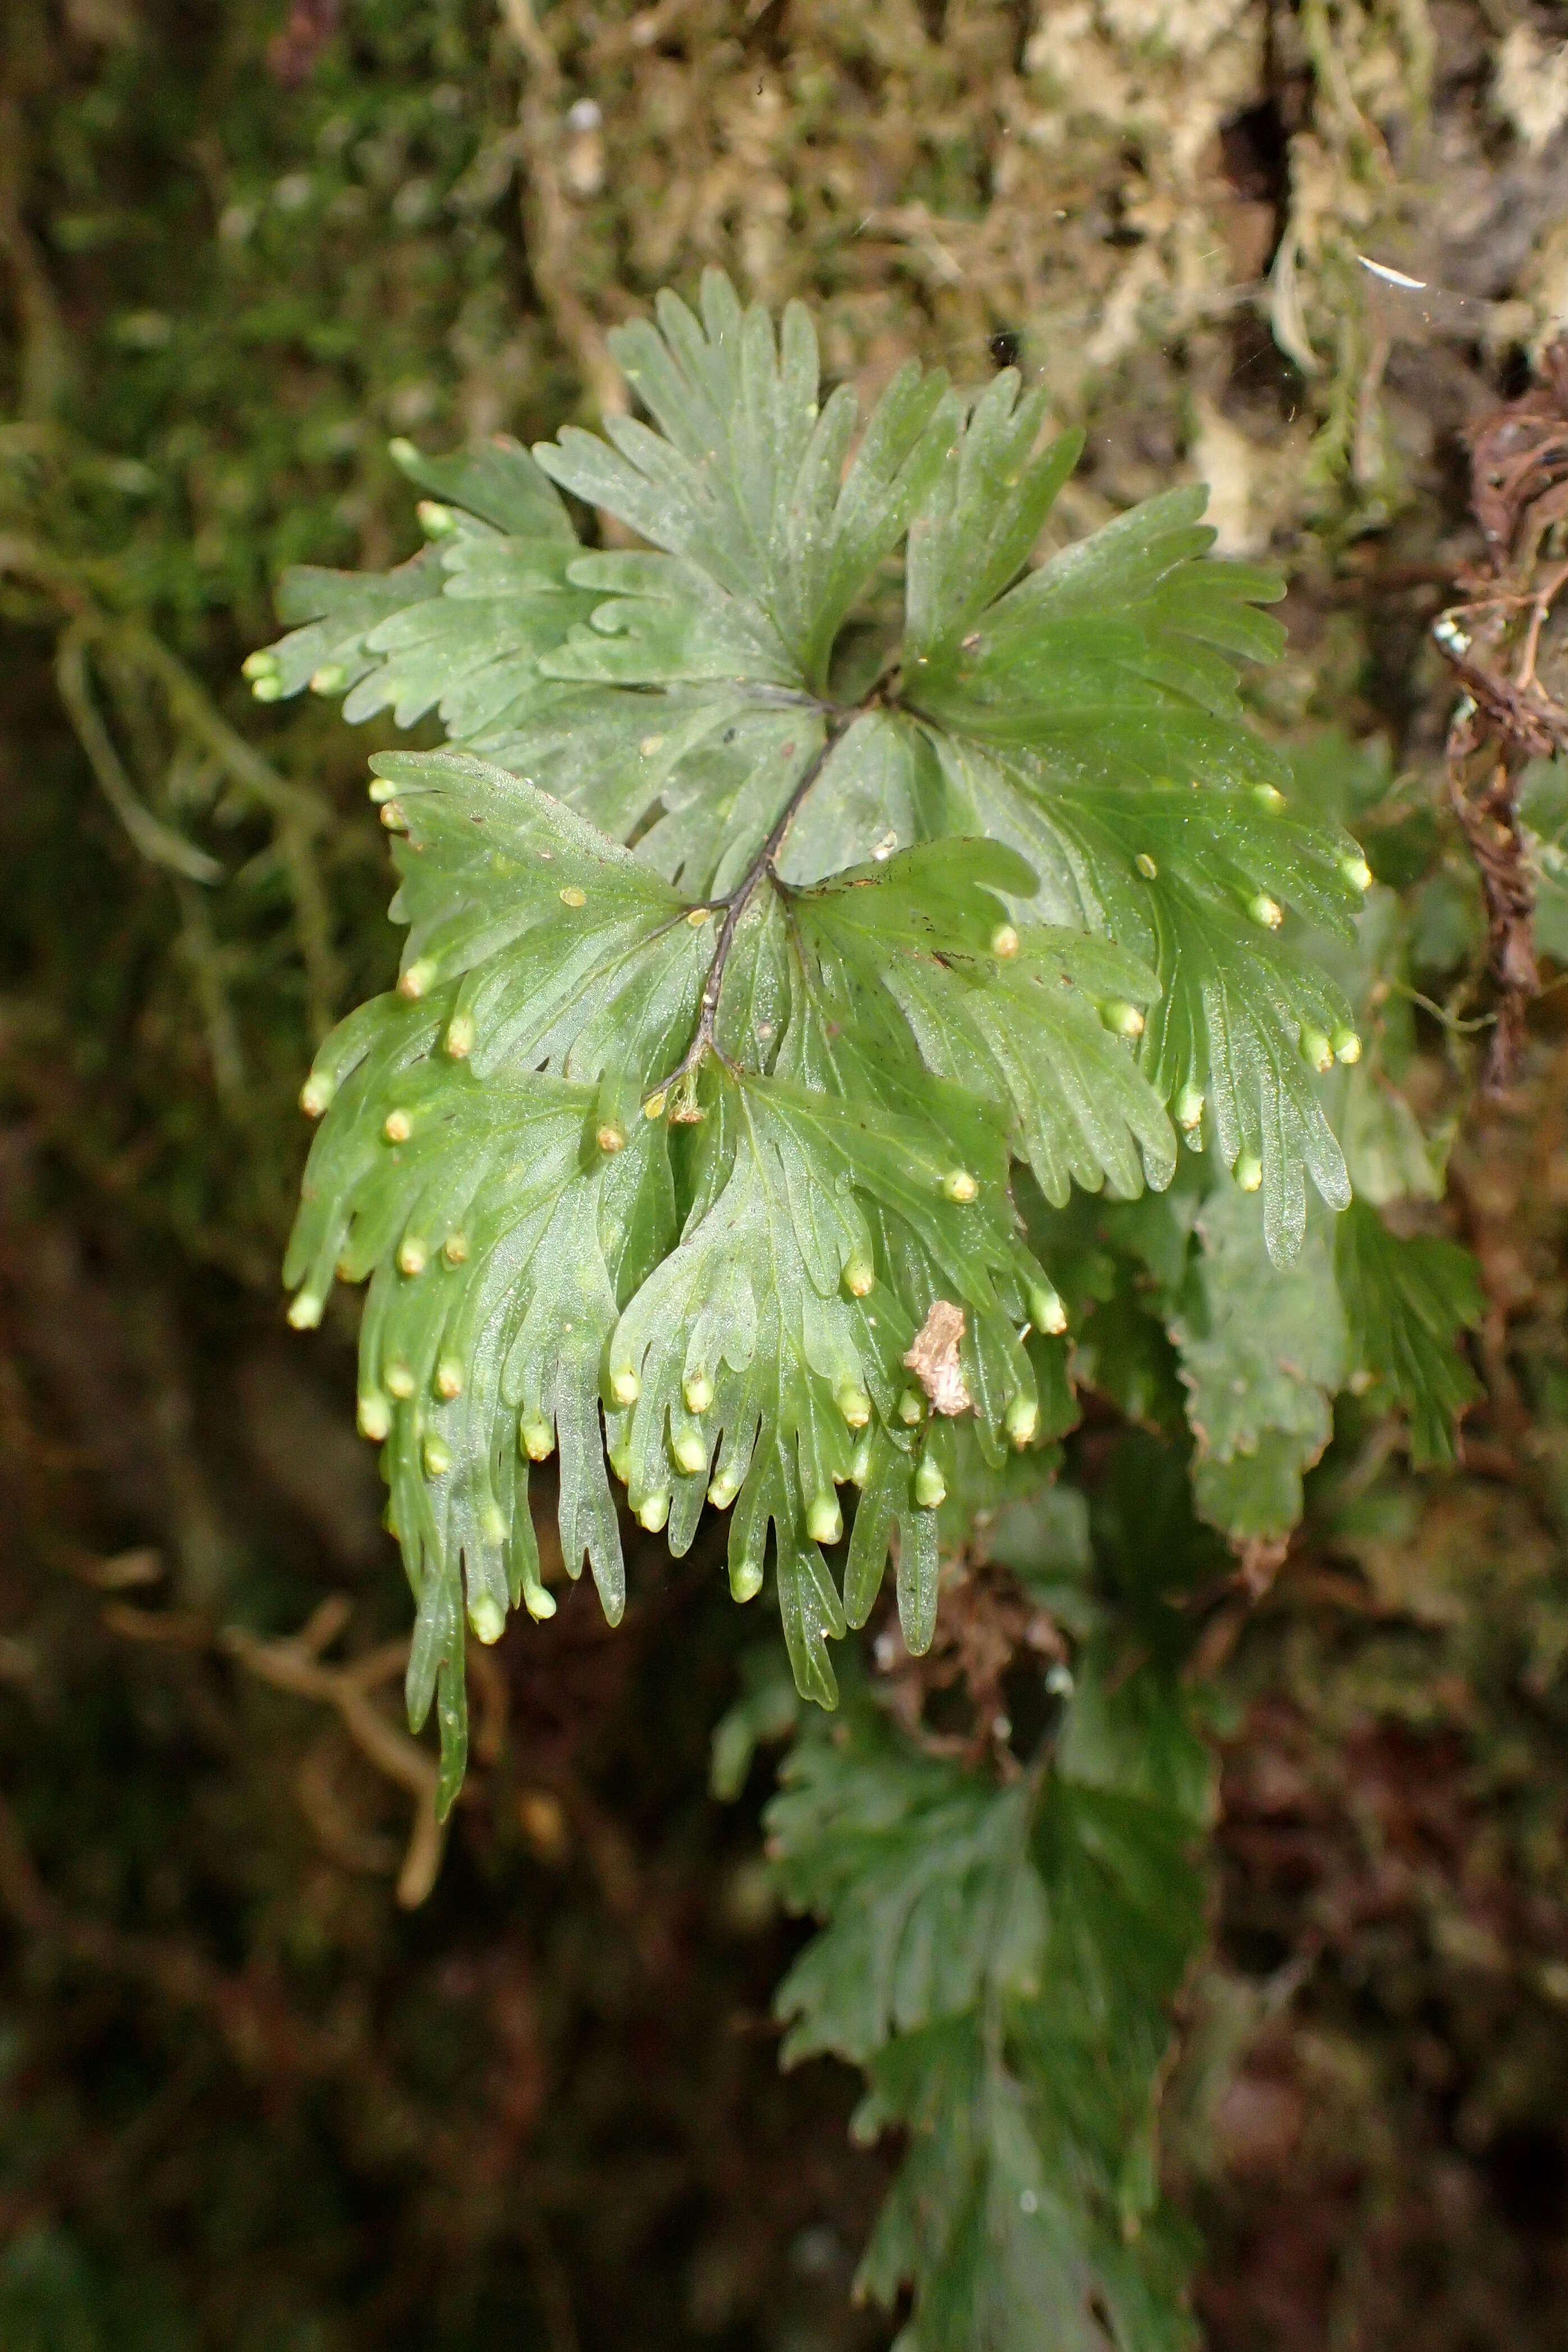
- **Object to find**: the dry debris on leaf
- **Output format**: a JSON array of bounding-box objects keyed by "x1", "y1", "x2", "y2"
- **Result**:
[{"x1": 901, "y1": 1298, "x2": 972, "y2": 1416}]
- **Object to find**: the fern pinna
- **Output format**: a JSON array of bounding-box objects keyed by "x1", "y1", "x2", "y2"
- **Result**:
[{"x1": 250, "y1": 275, "x2": 1476, "y2": 2348}]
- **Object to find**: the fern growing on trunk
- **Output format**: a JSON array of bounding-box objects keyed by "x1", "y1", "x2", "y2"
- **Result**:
[{"x1": 251, "y1": 274, "x2": 1481, "y2": 2348}]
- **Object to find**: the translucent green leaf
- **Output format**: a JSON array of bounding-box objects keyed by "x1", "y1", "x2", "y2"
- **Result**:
[
  {"x1": 258, "y1": 270, "x2": 1410, "y2": 2352},
  {"x1": 776, "y1": 708, "x2": 946, "y2": 883},
  {"x1": 893, "y1": 935, "x2": 1178, "y2": 1204},
  {"x1": 1334, "y1": 1198, "x2": 1483, "y2": 1466},
  {"x1": 284, "y1": 750, "x2": 1059, "y2": 1731},
  {"x1": 342, "y1": 535, "x2": 599, "y2": 730},
  {"x1": 1134, "y1": 891, "x2": 1352, "y2": 1265},
  {"x1": 542, "y1": 550, "x2": 799, "y2": 689},
  {"x1": 286, "y1": 1038, "x2": 674, "y2": 1804},
  {"x1": 567, "y1": 698, "x2": 821, "y2": 897},
  {"x1": 1169, "y1": 1183, "x2": 1347, "y2": 1539},
  {"x1": 909, "y1": 485, "x2": 1288, "y2": 790},
  {"x1": 534, "y1": 268, "x2": 960, "y2": 692},
  {"x1": 262, "y1": 546, "x2": 445, "y2": 701},
  {"x1": 935, "y1": 742, "x2": 1360, "y2": 1258},
  {"x1": 364, "y1": 747, "x2": 713, "y2": 1087},
  {"x1": 607, "y1": 1068, "x2": 1048, "y2": 1700},
  {"x1": 388, "y1": 429, "x2": 575, "y2": 541},
  {"x1": 786, "y1": 840, "x2": 1175, "y2": 1204},
  {"x1": 268, "y1": 277, "x2": 1378, "y2": 1831},
  {"x1": 906, "y1": 374, "x2": 1083, "y2": 662},
  {"x1": 259, "y1": 434, "x2": 575, "y2": 705}
]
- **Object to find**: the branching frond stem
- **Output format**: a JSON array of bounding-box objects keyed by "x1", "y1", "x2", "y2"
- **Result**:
[{"x1": 644, "y1": 704, "x2": 860, "y2": 1106}]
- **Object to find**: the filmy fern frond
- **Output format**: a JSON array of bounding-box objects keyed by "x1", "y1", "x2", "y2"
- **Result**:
[
  {"x1": 771, "y1": 1487, "x2": 1214, "y2": 2352},
  {"x1": 243, "y1": 265, "x2": 1502, "y2": 2352},
  {"x1": 252, "y1": 269, "x2": 1388, "y2": 1802}
]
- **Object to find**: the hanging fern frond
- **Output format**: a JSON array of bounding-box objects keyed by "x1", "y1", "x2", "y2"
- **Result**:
[
  {"x1": 246, "y1": 268, "x2": 1498, "y2": 2352},
  {"x1": 249, "y1": 271, "x2": 1391, "y2": 1799}
]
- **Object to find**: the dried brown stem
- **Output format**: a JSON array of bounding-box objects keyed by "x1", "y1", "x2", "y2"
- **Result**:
[
  {"x1": 220, "y1": 1616, "x2": 448, "y2": 1907},
  {"x1": 1445, "y1": 738, "x2": 1538, "y2": 1093},
  {"x1": 94, "y1": 1594, "x2": 448, "y2": 1907},
  {"x1": 1432, "y1": 338, "x2": 1568, "y2": 1088}
]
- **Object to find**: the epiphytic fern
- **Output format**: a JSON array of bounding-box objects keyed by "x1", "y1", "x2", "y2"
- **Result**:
[{"x1": 250, "y1": 271, "x2": 1484, "y2": 2350}]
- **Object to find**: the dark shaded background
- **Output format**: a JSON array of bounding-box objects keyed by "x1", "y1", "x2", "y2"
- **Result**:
[{"x1": 3, "y1": 3, "x2": 1568, "y2": 2346}]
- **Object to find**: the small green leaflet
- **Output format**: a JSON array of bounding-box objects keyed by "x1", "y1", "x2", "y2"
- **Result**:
[
  {"x1": 792, "y1": 838, "x2": 1177, "y2": 1204},
  {"x1": 1520, "y1": 754, "x2": 1568, "y2": 963},
  {"x1": 536, "y1": 271, "x2": 960, "y2": 694},
  {"x1": 1166, "y1": 1183, "x2": 1483, "y2": 1534},
  {"x1": 259, "y1": 545, "x2": 445, "y2": 704},
  {"x1": 389, "y1": 427, "x2": 577, "y2": 542},
  {"x1": 1169, "y1": 1182, "x2": 1347, "y2": 1540},
  {"x1": 935, "y1": 740, "x2": 1367, "y2": 1261},
  {"x1": 285, "y1": 1034, "x2": 672, "y2": 1808},
  {"x1": 1334, "y1": 1198, "x2": 1483, "y2": 1467},
  {"x1": 904, "y1": 376, "x2": 1084, "y2": 661},
  {"x1": 908, "y1": 482, "x2": 1289, "y2": 791}
]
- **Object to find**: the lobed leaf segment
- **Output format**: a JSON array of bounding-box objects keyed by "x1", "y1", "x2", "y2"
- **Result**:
[
  {"x1": 766, "y1": 1451, "x2": 1217, "y2": 2350},
  {"x1": 258, "y1": 272, "x2": 1378, "y2": 1808}
]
